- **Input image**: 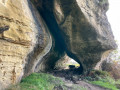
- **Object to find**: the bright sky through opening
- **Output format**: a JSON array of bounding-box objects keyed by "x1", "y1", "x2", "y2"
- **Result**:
[{"x1": 107, "y1": 0, "x2": 120, "y2": 48}]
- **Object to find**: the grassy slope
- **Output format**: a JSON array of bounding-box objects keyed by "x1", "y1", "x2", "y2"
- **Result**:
[
  {"x1": 7, "y1": 71, "x2": 120, "y2": 90},
  {"x1": 91, "y1": 81, "x2": 118, "y2": 90},
  {"x1": 7, "y1": 73, "x2": 86, "y2": 90},
  {"x1": 88, "y1": 70, "x2": 120, "y2": 90},
  {"x1": 8, "y1": 73, "x2": 64, "y2": 90}
]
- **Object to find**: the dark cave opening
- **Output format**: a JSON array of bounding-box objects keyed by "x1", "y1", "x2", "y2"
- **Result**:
[
  {"x1": 31, "y1": 0, "x2": 84, "y2": 74},
  {"x1": 38, "y1": 1, "x2": 66, "y2": 54}
]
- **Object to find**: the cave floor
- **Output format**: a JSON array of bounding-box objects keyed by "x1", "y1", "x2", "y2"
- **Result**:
[{"x1": 46, "y1": 69, "x2": 108, "y2": 90}]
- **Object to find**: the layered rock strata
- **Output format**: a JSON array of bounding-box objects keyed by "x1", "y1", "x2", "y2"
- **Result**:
[
  {"x1": 32, "y1": 0, "x2": 117, "y2": 71},
  {"x1": 0, "y1": 0, "x2": 117, "y2": 89},
  {"x1": 0, "y1": 0, "x2": 51, "y2": 88}
]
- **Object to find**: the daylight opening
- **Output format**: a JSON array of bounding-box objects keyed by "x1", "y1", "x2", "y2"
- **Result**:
[{"x1": 55, "y1": 55, "x2": 80, "y2": 70}]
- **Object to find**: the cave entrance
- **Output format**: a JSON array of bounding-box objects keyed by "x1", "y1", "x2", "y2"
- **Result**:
[
  {"x1": 47, "y1": 55, "x2": 82, "y2": 80},
  {"x1": 31, "y1": 0, "x2": 84, "y2": 74},
  {"x1": 52, "y1": 55, "x2": 82, "y2": 75},
  {"x1": 55, "y1": 55, "x2": 80, "y2": 70}
]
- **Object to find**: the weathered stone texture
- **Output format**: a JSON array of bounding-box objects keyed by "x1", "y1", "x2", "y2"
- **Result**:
[
  {"x1": 0, "y1": 0, "x2": 51, "y2": 88},
  {"x1": 0, "y1": 0, "x2": 117, "y2": 89},
  {"x1": 31, "y1": 0, "x2": 117, "y2": 72},
  {"x1": 53, "y1": 0, "x2": 117, "y2": 70}
]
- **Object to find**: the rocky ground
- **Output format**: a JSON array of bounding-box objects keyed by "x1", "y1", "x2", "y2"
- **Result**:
[{"x1": 47, "y1": 68, "x2": 108, "y2": 90}]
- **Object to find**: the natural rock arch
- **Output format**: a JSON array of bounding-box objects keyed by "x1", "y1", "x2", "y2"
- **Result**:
[
  {"x1": 0, "y1": 0, "x2": 117, "y2": 88},
  {"x1": 31, "y1": 0, "x2": 117, "y2": 73}
]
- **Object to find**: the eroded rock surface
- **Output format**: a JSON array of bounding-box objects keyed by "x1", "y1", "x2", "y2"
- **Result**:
[
  {"x1": 0, "y1": 0, "x2": 117, "y2": 89},
  {"x1": 32, "y1": 0, "x2": 117, "y2": 72},
  {"x1": 0, "y1": 0, "x2": 51, "y2": 88},
  {"x1": 54, "y1": 0, "x2": 117, "y2": 70}
]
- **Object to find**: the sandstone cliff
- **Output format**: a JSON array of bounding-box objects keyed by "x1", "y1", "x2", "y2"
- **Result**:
[
  {"x1": 0, "y1": 0, "x2": 52, "y2": 89},
  {"x1": 32, "y1": 0, "x2": 117, "y2": 71},
  {"x1": 0, "y1": 0, "x2": 117, "y2": 89}
]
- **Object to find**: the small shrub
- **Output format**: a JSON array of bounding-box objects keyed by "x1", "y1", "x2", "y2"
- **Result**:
[
  {"x1": 102, "y1": 60, "x2": 120, "y2": 79},
  {"x1": 99, "y1": 0, "x2": 108, "y2": 5},
  {"x1": 88, "y1": 71, "x2": 120, "y2": 90},
  {"x1": 88, "y1": 70, "x2": 110, "y2": 79},
  {"x1": 98, "y1": 0, "x2": 109, "y2": 11},
  {"x1": 85, "y1": 70, "x2": 120, "y2": 90}
]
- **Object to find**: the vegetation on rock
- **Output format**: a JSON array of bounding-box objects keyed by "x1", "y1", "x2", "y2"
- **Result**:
[
  {"x1": 7, "y1": 73, "x2": 87, "y2": 90},
  {"x1": 7, "y1": 70, "x2": 120, "y2": 90},
  {"x1": 86, "y1": 70, "x2": 120, "y2": 90},
  {"x1": 7, "y1": 73, "x2": 64, "y2": 90}
]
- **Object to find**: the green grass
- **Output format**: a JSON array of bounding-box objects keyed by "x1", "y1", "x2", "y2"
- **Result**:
[
  {"x1": 7, "y1": 73, "x2": 87, "y2": 90},
  {"x1": 8, "y1": 73, "x2": 87, "y2": 90},
  {"x1": 7, "y1": 73, "x2": 65, "y2": 90},
  {"x1": 83, "y1": 70, "x2": 120, "y2": 90},
  {"x1": 91, "y1": 81, "x2": 118, "y2": 90},
  {"x1": 88, "y1": 70, "x2": 120, "y2": 90},
  {"x1": 7, "y1": 71, "x2": 120, "y2": 90}
]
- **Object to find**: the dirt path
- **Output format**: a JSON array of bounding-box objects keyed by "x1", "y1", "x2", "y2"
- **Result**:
[
  {"x1": 48, "y1": 69, "x2": 108, "y2": 90},
  {"x1": 54, "y1": 77, "x2": 108, "y2": 90},
  {"x1": 71, "y1": 81, "x2": 108, "y2": 90}
]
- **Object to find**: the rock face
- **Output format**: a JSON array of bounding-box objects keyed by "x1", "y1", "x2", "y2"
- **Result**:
[
  {"x1": 32, "y1": 0, "x2": 117, "y2": 71},
  {"x1": 0, "y1": 0, "x2": 117, "y2": 89},
  {"x1": 0, "y1": 0, "x2": 52, "y2": 88},
  {"x1": 54, "y1": 0, "x2": 117, "y2": 70}
]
